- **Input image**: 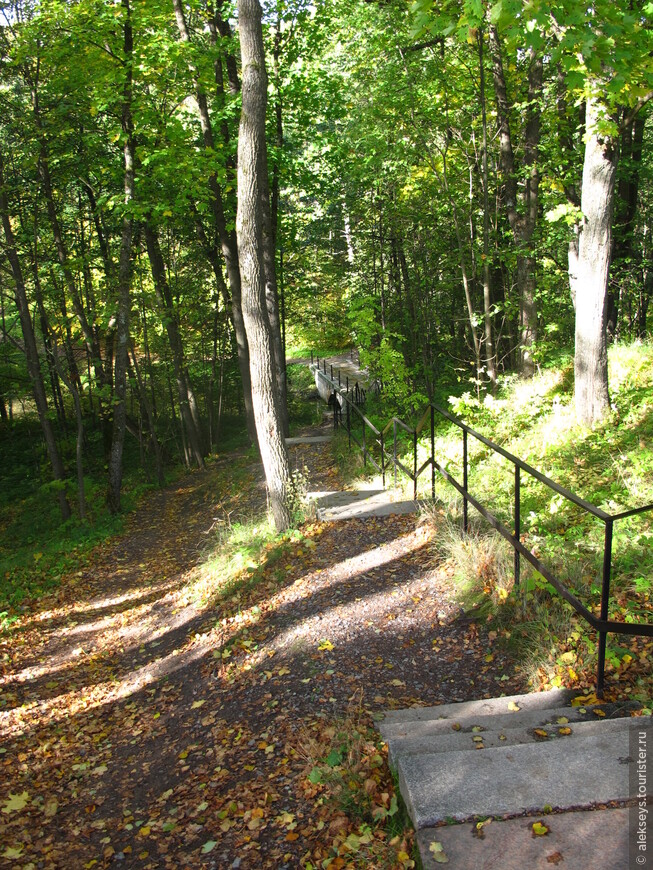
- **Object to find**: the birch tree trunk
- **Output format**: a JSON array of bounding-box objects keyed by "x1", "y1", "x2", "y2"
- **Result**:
[{"x1": 237, "y1": 0, "x2": 294, "y2": 531}]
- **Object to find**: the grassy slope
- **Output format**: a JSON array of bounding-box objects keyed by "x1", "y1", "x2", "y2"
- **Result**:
[{"x1": 413, "y1": 342, "x2": 653, "y2": 702}]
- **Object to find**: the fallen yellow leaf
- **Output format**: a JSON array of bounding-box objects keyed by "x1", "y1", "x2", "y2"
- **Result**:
[
  {"x1": 429, "y1": 840, "x2": 449, "y2": 863},
  {"x1": 2, "y1": 792, "x2": 29, "y2": 814}
]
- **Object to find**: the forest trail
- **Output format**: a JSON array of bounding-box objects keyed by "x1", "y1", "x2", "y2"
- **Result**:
[{"x1": 0, "y1": 428, "x2": 527, "y2": 868}]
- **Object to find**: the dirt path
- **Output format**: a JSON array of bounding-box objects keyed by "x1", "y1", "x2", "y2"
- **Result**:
[{"x1": 0, "y1": 435, "x2": 526, "y2": 869}]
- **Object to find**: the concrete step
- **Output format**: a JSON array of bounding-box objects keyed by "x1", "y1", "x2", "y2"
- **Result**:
[
  {"x1": 381, "y1": 698, "x2": 636, "y2": 747},
  {"x1": 417, "y1": 806, "x2": 631, "y2": 870},
  {"x1": 285, "y1": 435, "x2": 333, "y2": 445},
  {"x1": 379, "y1": 688, "x2": 575, "y2": 726},
  {"x1": 385, "y1": 715, "x2": 632, "y2": 768},
  {"x1": 307, "y1": 489, "x2": 419, "y2": 520},
  {"x1": 397, "y1": 726, "x2": 637, "y2": 829}
]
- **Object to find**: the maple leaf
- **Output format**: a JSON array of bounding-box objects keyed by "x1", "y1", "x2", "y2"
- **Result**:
[
  {"x1": 2, "y1": 792, "x2": 29, "y2": 814},
  {"x1": 318, "y1": 639, "x2": 334, "y2": 651},
  {"x1": 532, "y1": 821, "x2": 550, "y2": 836}
]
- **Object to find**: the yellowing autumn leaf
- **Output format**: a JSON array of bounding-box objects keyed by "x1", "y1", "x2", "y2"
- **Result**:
[
  {"x1": 532, "y1": 821, "x2": 549, "y2": 836},
  {"x1": 391, "y1": 679, "x2": 405, "y2": 687},
  {"x1": 3, "y1": 846, "x2": 24, "y2": 859},
  {"x1": 191, "y1": 700, "x2": 206, "y2": 709},
  {"x1": 277, "y1": 667, "x2": 291, "y2": 676},
  {"x1": 2, "y1": 792, "x2": 29, "y2": 814},
  {"x1": 429, "y1": 840, "x2": 449, "y2": 863},
  {"x1": 507, "y1": 701, "x2": 520, "y2": 712},
  {"x1": 572, "y1": 692, "x2": 598, "y2": 706},
  {"x1": 559, "y1": 727, "x2": 572, "y2": 736},
  {"x1": 534, "y1": 729, "x2": 549, "y2": 739},
  {"x1": 318, "y1": 639, "x2": 334, "y2": 651}
]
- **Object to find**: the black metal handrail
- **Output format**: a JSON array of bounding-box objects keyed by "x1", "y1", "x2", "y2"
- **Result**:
[{"x1": 309, "y1": 357, "x2": 653, "y2": 697}]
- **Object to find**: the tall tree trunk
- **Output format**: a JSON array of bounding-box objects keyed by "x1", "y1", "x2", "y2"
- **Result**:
[
  {"x1": 107, "y1": 0, "x2": 136, "y2": 512},
  {"x1": 237, "y1": 0, "x2": 294, "y2": 531},
  {"x1": 173, "y1": 0, "x2": 258, "y2": 445},
  {"x1": 488, "y1": 26, "x2": 541, "y2": 377},
  {"x1": 574, "y1": 94, "x2": 616, "y2": 426},
  {"x1": 144, "y1": 220, "x2": 205, "y2": 467},
  {"x1": 51, "y1": 339, "x2": 87, "y2": 519},
  {"x1": 129, "y1": 345, "x2": 165, "y2": 486},
  {"x1": 520, "y1": 49, "x2": 542, "y2": 376},
  {"x1": 208, "y1": 0, "x2": 288, "y2": 435},
  {"x1": 478, "y1": 29, "x2": 497, "y2": 388},
  {"x1": 0, "y1": 148, "x2": 71, "y2": 520},
  {"x1": 608, "y1": 115, "x2": 646, "y2": 339}
]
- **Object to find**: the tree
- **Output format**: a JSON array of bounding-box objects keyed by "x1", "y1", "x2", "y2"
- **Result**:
[
  {"x1": 0, "y1": 147, "x2": 71, "y2": 520},
  {"x1": 547, "y1": 0, "x2": 653, "y2": 425},
  {"x1": 107, "y1": 0, "x2": 136, "y2": 513},
  {"x1": 236, "y1": 0, "x2": 295, "y2": 531}
]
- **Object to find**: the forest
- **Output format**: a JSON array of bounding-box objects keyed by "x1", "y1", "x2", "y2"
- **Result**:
[
  {"x1": 1, "y1": 2, "x2": 653, "y2": 866},
  {"x1": 0, "y1": 0, "x2": 652, "y2": 551}
]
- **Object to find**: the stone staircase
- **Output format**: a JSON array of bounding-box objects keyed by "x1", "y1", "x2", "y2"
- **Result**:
[{"x1": 378, "y1": 689, "x2": 648, "y2": 869}]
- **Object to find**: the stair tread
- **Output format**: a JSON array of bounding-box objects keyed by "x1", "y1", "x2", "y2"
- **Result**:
[
  {"x1": 416, "y1": 806, "x2": 630, "y2": 870},
  {"x1": 379, "y1": 688, "x2": 575, "y2": 726},
  {"x1": 385, "y1": 715, "x2": 635, "y2": 766},
  {"x1": 397, "y1": 727, "x2": 640, "y2": 828}
]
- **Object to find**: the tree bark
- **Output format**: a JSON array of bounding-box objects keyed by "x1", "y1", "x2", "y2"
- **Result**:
[
  {"x1": 237, "y1": 0, "x2": 294, "y2": 531},
  {"x1": 0, "y1": 148, "x2": 71, "y2": 520},
  {"x1": 478, "y1": 29, "x2": 497, "y2": 388},
  {"x1": 574, "y1": 93, "x2": 616, "y2": 426},
  {"x1": 488, "y1": 26, "x2": 541, "y2": 377},
  {"x1": 107, "y1": 0, "x2": 136, "y2": 512},
  {"x1": 173, "y1": 0, "x2": 258, "y2": 445}
]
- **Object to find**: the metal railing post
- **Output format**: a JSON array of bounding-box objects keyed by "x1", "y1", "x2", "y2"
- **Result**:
[
  {"x1": 394, "y1": 421, "x2": 397, "y2": 491},
  {"x1": 597, "y1": 518, "x2": 614, "y2": 699},
  {"x1": 347, "y1": 401, "x2": 351, "y2": 449},
  {"x1": 514, "y1": 465, "x2": 521, "y2": 588},
  {"x1": 463, "y1": 428, "x2": 469, "y2": 534},
  {"x1": 413, "y1": 429, "x2": 418, "y2": 501},
  {"x1": 346, "y1": 376, "x2": 349, "y2": 392},
  {"x1": 330, "y1": 364, "x2": 333, "y2": 380},
  {"x1": 430, "y1": 405, "x2": 435, "y2": 500},
  {"x1": 338, "y1": 369, "x2": 341, "y2": 386}
]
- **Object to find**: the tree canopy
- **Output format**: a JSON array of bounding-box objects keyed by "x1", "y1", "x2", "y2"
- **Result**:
[{"x1": 0, "y1": 0, "x2": 651, "y2": 523}]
